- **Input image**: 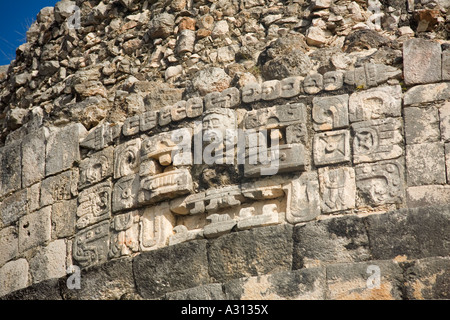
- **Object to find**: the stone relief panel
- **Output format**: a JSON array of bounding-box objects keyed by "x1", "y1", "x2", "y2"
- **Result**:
[
  {"x1": 76, "y1": 180, "x2": 112, "y2": 230},
  {"x1": 318, "y1": 167, "x2": 356, "y2": 213},
  {"x1": 114, "y1": 138, "x2": 141, "y2": 179},
  {"x1": 40, "y1": 170, "x2": 79, "y2": 207},
  {"x1": 79, "y1": 147, "x2": 114, "y2": 189},
  {"x1": 140, "y1": 202, "x2": 176, "y2": 251},
  {"x1": 73, "y1": 220, "x2": 110, "y2": 268},
  {"x1": 313, "y1": 130, "x2": 351, "y2": 166},
  {"x1": 312, "y1": 94, "x2": 349, "y2": 131},
  {"x1": 112, "y1": 174, "x2": 140, "y2": 213},
  {"x1": 109, "y1": 211, "x2": 140, "y2": 258}
]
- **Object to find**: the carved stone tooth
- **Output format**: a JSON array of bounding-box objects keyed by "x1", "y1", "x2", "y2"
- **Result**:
[
  {"x1": 241, "y1": 82, "x2": 261, "y2": 103},
  {"x1": 280, "y1": 76, "x2": 302, "y2": 98},
  {"x1": 303, "y1": 73, "x2": 323, "y2": 94},
  {"x1": 261, "y1": 80, "x2": 281, "y2": 101}
]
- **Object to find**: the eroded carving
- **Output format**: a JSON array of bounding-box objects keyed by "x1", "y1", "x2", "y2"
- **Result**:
[
  {"x1": 319, "y1": 167, "x2": 356, "y2": 213},
  {"x1": 140, "y1": 202, "x2": 175, "y2": 251},
  {"x1": 344, "y1": 63, "x2": 401, "y2": 88},
  {"x1": 114, "y1": 138, "x2": 141, "y2": 179},
  {"x1": 242, "y1": 82, "x2": 261, "y2": 103},
  {"x1": 204, "y1": 87, "x2": 240, "y2": 109},
  {"x1": 280, "y1": 76, "x2": 302, "y2": 98},
  {"x1": 312, "y1": 94, "x2": 349, "y2": 131},
  {"x1": 323, "y1": 71, "x2": 344, "y2": 91},
  {"x1": 261, "y1": 80, "x2": 281, "y2": 101},
  {"x1": 80, "y1": 122, "x2": 121, "y2": 151},
  {"x1": 112, "y1": 174, "x2": 140, "y2": 213},
  {"x1": 203, "y1": 213, "x2": 237, "y2": 238},
  {"x1": 76, "y1": 181, "x2": 111, "y2": 230},
  {"x1": 109, "y1": 211, "x2": 139, "y2": 258},
  {"x1": 79, "y1": 147, "x2": 113, "y2": 189},
  {"x1": 244, "y1": 103, "x2": 306, "y2": 130},
  {"x1": 140, "y1": 110, "x2": 158, "y2": 132},
  {"x1": 303, "y1": 73, "x2": 323, "y2": 94},
  {"x1": 313, "y1": 130, "x2": 351, "y2": 166},
  {"x1": 123, "y1": 115, "x2": 140, "y2": 137},
  {"x1": 73, "y1": 220, "x2": 109, "y2": 268}
]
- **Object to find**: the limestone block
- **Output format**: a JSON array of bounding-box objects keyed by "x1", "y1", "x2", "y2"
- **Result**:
[
  {"x1": 186, "y1": 97, "x2": 204, "y2": 118},
  {"x1": 303, "y1": 73, "x2": 323, "y2": 94},
  {"x1": 0, "y1": 141, "x2": 22, "y2": 198},
  {"x1": 344, "y1": 63, "x2": 401, "y2": 88},
  {"x1": 109, "y1": 211, "x2": 140, "y2": 258},
  {"x1": 73, "y1": 220, "x2": 110, "y2": 268},
  {"x1": 439, "y1": 101, "x2": 450, "y2": 142},
  {"x1": 446, "y1": 143, "x2": 450, "y2": 184},
  {"x1": 113, "y1": 138, "x2": 141, "y2": 179},
  {"x1": 244, "y1": 103, "x2": 306, "y2": 130},
  {"x1": 52, "y1": 199, "x2": 77, "y2": 239},
  {"x1": 355, "y1": 159, "x2": 405, "y2": 206},
  {"x1": 352, "y1": 118, "x2": 403, "y2": 164},
  {"x1": 29, "y1": 240, "x2": 66, "y2": 284},
  {"x1": 80, "y1": 122, "x2": 121, "y2": 151},
  {"x1": 348, "y1": 85, "x2": 402, "y2": 122},
  {"x1": 28, "y1": 183, "x2": 40, "y2": 213},
  {"x1": 313, "y1": 130, "x2": 351, "y2": 166},
  {"x1": 78, "y1": 147, "x2": 113, "y2": 189},
  {"x1": 406, "y1": 185, "x2": 450, "y2": 208},
  {"x1": 0, "y1": 226, "x2": 19, "y2": 267},
  {"x1": 442, "y1": 50, "x2": 450, "y2": 81},
  {"x1": 318, "y1": 167, "x2": 356, "y2": 213},
  {"x1": 404, "y1": 106, "x2": 440, "y2": 144},
  {"x1": 286, "y1": 123, "x2": 308, "y2": 145},
  {"x1": 312, "y1": 94, "x2": 349, "y2": 131},
  {"x1": 0, "y1": 259, "x2": 29, "y2": 297},
  {"x1": 158, "y1": 105, "x2": 172, "y2": 126},
  {"x1": 280, "y1": 76, "x2": 302, "y2": 98},
  {"x1": 261, "y1": 80, "x2": 281, "y2": 101},
  {"x1": 283, "y1": 172, "x2": 321, "y2": 224},
  {"x1": 170, "y1": 101, "x2": 187, "y2": 122},
  {"x1": 139, "y1": 110, "x2": 158, "y2": 132},
  {"x1": 46, "y1": 124, "x2": 87, "y2": 177},
  {"x1": 40, "y1": 170, "x2": 79, "y2": 207},
  {"x1": 204, "y1": 87, "x2": 240, "y2": 109},
  {"x1": 21, "y1": 128, "x2": 48, "y2": 188},
  {"x1": 112, "y1": 174, "x2": 140, "y2": 213},
  {"x1": 406, "y1": 143, "x2": 446, "y2": 186},
  {"x1": 176, "y1": 29, "x2": 195, "y2": 54},
  {"x1": 403, "y1": 38, "x2": 442, "y2": 85},
  {"x1": 18, "y1": 206, "x2": 52, "y2": 253},
  {"x1": 166, "y1": 283, "x2": 226, "y2": 300},
  {"x1": 76, "y1": 180, "x2": 112, "y2": 230},
  {"x1": 241, "y1": 82, "x2": 261, "y2": 103},
  {"x1": 0, "y1": 189, "x2": 28, "y2": 227},
  {"x1": 203, "y1": 214, "x2": 237, "y2": 239},
  {"x1": 122, "y1": 115, "x2": 140, "y2": 136},
  {"x1": 237, "y1": 203, "x2": 281, "y2": 230},
  {"x1": 140, "y1": 202, "x2": 176, "y2": 251},
  {"x1": 404, "y1": 82, "x2": 450, "y2": 106},
  {"x1": 323, "y1": 71, "x2": 344, "y2": 91}
]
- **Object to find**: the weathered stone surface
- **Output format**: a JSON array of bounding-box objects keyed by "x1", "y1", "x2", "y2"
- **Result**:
[
  {"x1": 165, "y1": 283, "x2": 225, "y2": 300},
  {"x1": 122, "y1": 115, "x2": 140, "y2": 136},
  {"x1": 344, "y1": 63, "x2": 401, "y2": 88},
  {"x1": 404, "y1": 106, "x2": 440, "y2": 144},
  {"x1": 439, "y1": 101, "x2": 450, "y2": 142},
  {"x1": 348, "y1": 85, "x2": 402, "y2": 122},
  {"x1": 80, "y1": 122, "x2": 121, "y2": 151},
  {"x1": 204, "y1": 87, "x2": 240, "y2": 109},
  {"x1": 18, "y1": 206, "x2": 52, "y2": 253},
  {"x1": 352, "y1": 118, "x2": 403, "y2": 164},
  {"x1": 326, "y1": 260, "x2": 403, "y2": 300},
  {"x1": 323, "y1": 71, "x2": 344, "y2": 91},
  {"x1": 109, "y1": 211, "x2": 140, "y2": 258},
  {"x1": 403, "y1": 38, "x2": 442, "y2": 85},
  {"x1": 312, "y1": 94, "x2": 349, "y2": 131},
  {"x1": 148, "y1": 13, "x2": 175, "y2": 39},
  {"x1": 1, "y1": 279, "x2": 61, "y2": 300},
  {"x1": 113, "y1": 138, "x2": 141, "y2": 179},
  {"x1": 0, "y1": 226, "x2": 18, "y2": 267},
  {"x1": 139, "y1": 202, "x2": 176, "y2": 251},
  {"x1": 112, "y1": 174, "x2": 139, "y2": 213},
  {"x1": 313, "y1": 130, "x2": 351, "y2": 166},
  {"x1": 0, "y1": 189, "x2": 28, "y2": 227},
  {"x1": 61, "y1": 257, "x2": 138, "y2": 300},
  {"x1": 406, "y1": 185, "x2": 450, "y2": 208},
  {"x1": 208, "y1": 224, "x2": 293, "y2": 282},
  {"x1": 21, "y1": 128, "x2": 48, "y2": 188},
  {"x1": 244, "y1": 103, "x2": 306, "y2": 130},
  {"x1": 303, "y1": 73, "x2": 323, "y2": 94},
  {"x1": 41, "y1": 170, "x2": 78, "y2": 207},
  {"x1": 355, "y1": 159, "x2": 405, "y2": 206},
  {"x1": 52, "y1": 199, "x2": 77, "y2": 239},
  {"x1": 446, "y1": 143, "x2": 450, "y2": 184},
  {"x1": 224, "y1": 268, "x2": 327, "y2": 300},
  {"x1": 140, "y1": 111, "x2": 158, "y2": 132},
  {"x1": 193, "y1": 67, "x2": 231, "y2": 95},
  {"x1": 406, "y1": 143, "x2": 446, "y2": 186},
  {"x1": 133, "y1": 240, "x2": 211, "y2": 299},
  {"x1": 404, "y1": 257, "x2": 450, "y2": 300},
  {"x1": 404, "y1": 82, "x2": 450, "y2": 106},
  {"x1": 0, "y1": 259, "x2": 29, "y2": 297},
  {"x1": 0, "y1": 141, "x2": 22, "y2": 198},
  {"x1": 76, "y1": 180, "x2": 112, "y2": 230},
  {"x1": 54, "y1": 0, "x2": 76, "y2": 23},
  {"x1": 46, "y1": 124, "x2": 86, "y2": 177},
  {"x1": 365, "y1": 206, "x2": 450, "y2": 260},
  {"x1": 78, "y1": 147, "x2": 113, "y2": 189},
  {"x1": 241, "y1": 82, "x2": 261, "y2": 103},
  {"x1": 29, "y1": 240, "x2": 66, "y2": 284},
  {"x1": 318, "y1": 167, "x2": 356, "y2": 213},
  {"x1": 176, "y1": 29, "x2": 195, "y2": 54},
  {"x1": 443, "y1": 50, "x2": 450, "y2": 81},
  {"x1": 73, "y1": 220, "x2": 110, "y2": 268},
  {"x1": 293, "y1": 215, "x2": 370, "y2": 268}
]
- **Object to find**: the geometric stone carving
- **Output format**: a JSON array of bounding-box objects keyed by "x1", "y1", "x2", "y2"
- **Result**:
[
  {"x1": 352, "y1": 118, "x2": 403, "y2": 164},
  {"x1": 244, "y1": 103, "x2": 307, "y2": 130},
  {"x1": 261, "y1": 80, "x2": 281, "y2": 101},
  {"x1": 171, "y1": 101, "x2": 187, "y2": 122},
  {"x1": 140, "y1": 110, "x2": 158, "y2": 132},
  {"x1": 348, "y1": 85, "x2": 402, "y2": 122},
  {"x1": 109, "y1": 211, "x2": 140, "y2": 258},
  {"x1": 45, "y1": 124, "x2": 87, "y2": 176},
  {"x1": 169, "y1": 225, "x2": 204, "y2": 246},
  {"x1": 283, "y1": 172, "x2": 321, "y2": 224},
  {"x1": 241, "y1": 82, "x2": 261, "y2": 104},
  {"x1": 313, "y1": 130, "x2": 351, "y2": 166},
  {"x1": 73, "y1": 220, "x2": 110, "y2": 268},
  {"x1": 159, "y1": 105, "x2": 172, "y2": 126},
  {"x1": 113, "y1": 138, "x2": 141, "y2": 179},
  {"x1": 186, "y1": 97, "x2": 204, "y2": 118},
  {"x1": 112, "y1": 174, "x2": 140, "y2": 213},
  {"x1": 312, "y1": 94, "x2": 349, "y2": 131},
  {"x1": 323, "y1": 71, "x2": 344, "y2": 91},
  {"x1": 344, "y1": 63, "x2": 401, "y2": 88},
  {"x1": 236, "y1": 203, "x2": 281, "y2": 231},
  {"x1": 280, "y1": 76, "x2": 302, "y2": 98},
  {"x1": 0, "y1": 141, "x2": 22, "y2": 198},
  {"x1": 76, "y1": 180, "x2": 112, "y2": 230},
  {"x1": 139, "y1": 169, "x2": 193, "y2": 205},
  {"x1": 80, "y1": 122, "x2": 121, "y2": 151},
  {"x1": 123, "y1": 115, "x2": 140, "y2": 136},
  {"x1": 403, "y1": 38, "x2": 442, "y2": 85},
  {"x1": 355, "y1": 159, "x2": 405, "y2": 206},
  {"x1": 140, "y1": 202, "x2": 176, "y2": 251},
  {"x1": 78, "y1": 147, "x2": 114, "y2": 189},
  {"x1": 40, "y1": 170, "x2": 79, "y2": 207},
  {"x1": 286, "y1": 123, "x2": 308, "y2": 144},
  {"x1": 204, "y1": 87, "x2": 240, "y2": 109},
  {"x1": 203, "y1": 214, "x2": 237, "y2": 239},
  {"x1": 18, "y1": 206, "x2": 52, "y2": 253},
  {"x1": 303, "y1": 73, "x2": 323, "y2": 94},
  {"x1": 318, "y1": 167, "x2": 356, "y2": 213}
]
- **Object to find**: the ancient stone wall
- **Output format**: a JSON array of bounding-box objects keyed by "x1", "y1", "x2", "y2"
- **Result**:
[{"x1": 0, "y1": 0, "x2": 449, "y2": 299}]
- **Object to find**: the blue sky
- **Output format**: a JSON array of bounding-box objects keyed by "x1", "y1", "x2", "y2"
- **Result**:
[{"x1": 0, "y1": 1, "x2": 59, "y2": 66}]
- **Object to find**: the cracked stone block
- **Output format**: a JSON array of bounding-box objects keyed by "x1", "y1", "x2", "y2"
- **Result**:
[
  {"x1": 0, "y1": 226, "x2": 19, "y2": 267},
  {"x1": 29, "y1": 239, "x2": 66, "y2": 284},
  {"x1": 0, "y1": 141, "x2": 22, "y2": 198},
  {"x1": 313, "y1": 130, "x2": 351, "y2": 166},
  {"x1": 403, "y1": 38, "x2": 442, "y2": 85},
  {"x1": 439, "y1": 101, "x2": 450, "y2": 142},
  {"x1": 18, "y1": 206, "x2": 52, "y2": 253},
  {"x1": 312, "y1": 94, "x2": 349, "y2": 131},
  {"x1": 318, "y1": 167, "x2": 356, "y2": 213},
  {"x1": 0, "y1": 189, "x2": 28, "y2": 227},
  {"x1": 45, "y1": 124, "x2": 87, "y2": 177},
  {"x1": 21, "y1": 128, "x2": 48, "y2": 188},
  {"x1": 52, "y1": 199, "x2": 77, "y2": 239},
  {"x1": 0, "y1": 259, "x2": 29, "y2": 297},
  {"x1": 406, "y1": 143, "x2": 446, "y2": 186},
  {"x1": 404, "y1": 106, "x2": 440, "y2": 144},
  {"x1": 355, "y1": 159, "x2": 405, "y2": 206},
  {"x1": 404, "y1": 82, "x2": 450, "y2": 106},
  {"x1": 352, "y1": 118, "x2": 403, "y2": 164},
  {"x1": 348, "y1": 85, "x2": 402, "y2": 122},
  {"x1": 406, "y1": 185, "x2": 450, "y2": 208}
]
